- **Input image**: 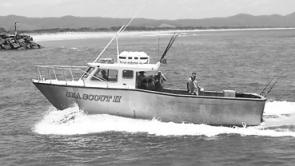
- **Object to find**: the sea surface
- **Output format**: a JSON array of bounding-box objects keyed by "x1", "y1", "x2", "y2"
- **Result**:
[{"x1": 1, "y1": 29, "x2": 295, "y2": 166}]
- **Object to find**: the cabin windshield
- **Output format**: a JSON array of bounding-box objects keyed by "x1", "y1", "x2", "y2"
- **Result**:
[
  {"x1": 91, "y1": 68, "x2": 118, "y2": 82},
  {"x1": 81, "y1": 67, "x2": 94, "y2": 78}
]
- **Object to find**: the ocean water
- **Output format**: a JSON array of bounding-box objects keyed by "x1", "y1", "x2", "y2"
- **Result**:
[{"x1": 1, "y1": 29, "x2": 295, "y2": 165}]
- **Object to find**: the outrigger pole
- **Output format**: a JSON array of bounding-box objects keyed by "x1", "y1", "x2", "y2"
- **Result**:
[
  {"x1": 93, "y1": 3, "x2": 146, "y2": 63},
  {"x1": 93, "y1": 20, "x2": 132, "y2": 63}
]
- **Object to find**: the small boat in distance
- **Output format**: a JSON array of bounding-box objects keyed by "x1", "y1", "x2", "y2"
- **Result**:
[{"x1": 32, "y1": 23, "x2": 266, "y2": 126}]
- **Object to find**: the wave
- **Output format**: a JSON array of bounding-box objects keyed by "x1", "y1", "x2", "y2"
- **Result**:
[
  {"x1": 33, "y1": 101, "x2": 295, "y2": 137},
  {"x1": 31, "y1": 28, "x2": 295, "y2": 42}
]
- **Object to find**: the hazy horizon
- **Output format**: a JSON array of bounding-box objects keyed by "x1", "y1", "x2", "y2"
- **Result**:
[
  {"x1": 1, "y1": 11, "x2": 295, "y2": 20},
  {"x1": 0, "y1": 0, "x2": 295, "y2": 20}
]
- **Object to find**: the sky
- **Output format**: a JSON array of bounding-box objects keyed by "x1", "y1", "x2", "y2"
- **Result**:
[{"x1": 0, "y1": 0, "x2": 295, "y2": 19}]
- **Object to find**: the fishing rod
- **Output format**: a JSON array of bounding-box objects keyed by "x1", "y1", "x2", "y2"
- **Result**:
[
  {"x1": 260, "y1": 75, "x2": 283, "y2": 97},
  {"x1": 264, "y1": 79, "x2": 278, "y2": 97},
  {"x1": 160, "y1": 33, "x2": 178, "y2": 63},
  {"x1": 260, "y1": 78, "x2": 275, "y2": 96}
]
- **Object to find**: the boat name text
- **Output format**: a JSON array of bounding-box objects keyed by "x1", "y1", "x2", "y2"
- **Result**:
[{"x1": 66, "y1": 92, "x2": 122, "y2": 103}]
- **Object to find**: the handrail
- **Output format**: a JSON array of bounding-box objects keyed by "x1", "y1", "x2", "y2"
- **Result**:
[
  {"x1": 34, "y1": 65, "x2": 105, "y2": 85},
  {"x1": 35, "y1": 65, "x2": 88, "y2": 68}
]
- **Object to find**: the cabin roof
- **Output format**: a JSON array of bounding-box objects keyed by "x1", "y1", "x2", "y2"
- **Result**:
[
  {"x1": 119, "y1": 51, "x2": 148, "y2": 58},
  {"x1": 87, "y1": 62, "x2": 160, "y2": 71}
]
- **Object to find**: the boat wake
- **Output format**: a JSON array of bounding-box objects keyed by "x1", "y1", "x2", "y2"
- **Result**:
[{"x1": 33, "y1": 101, "x2": 295, "y2": 137}]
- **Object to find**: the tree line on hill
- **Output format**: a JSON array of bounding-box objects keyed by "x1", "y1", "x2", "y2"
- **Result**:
[
  {"x1": 1, "y1": 12, "x2": 295, "y2": 33},
  {"x1": 0, "y1": 25, "x2": 263, "y2": 34}
]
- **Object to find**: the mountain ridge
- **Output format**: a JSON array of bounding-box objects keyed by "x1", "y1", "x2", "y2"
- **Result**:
[{"x1": 1, "y1": 12, "x2": 295, "y2": 32}]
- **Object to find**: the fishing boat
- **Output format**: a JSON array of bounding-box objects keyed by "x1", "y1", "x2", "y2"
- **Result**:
[{"x1": 32, "y1": 23, "x2": 266, "y2": 126}]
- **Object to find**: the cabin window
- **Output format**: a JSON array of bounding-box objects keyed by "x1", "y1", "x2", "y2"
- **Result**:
[
  {"x1": 91, "y1": 69, "x2": 118, "y2": 82},
  {"x1": 123, "y1": 70, "x2": 133, "y2": 79},
  {"x1": 107, "y1": 69, "x2": 118, "y2": 82}
]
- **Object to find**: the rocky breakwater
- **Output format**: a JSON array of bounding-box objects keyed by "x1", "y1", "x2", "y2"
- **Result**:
[{"x1": 0, "y1": 33, "x2": 41, "y2": 50}]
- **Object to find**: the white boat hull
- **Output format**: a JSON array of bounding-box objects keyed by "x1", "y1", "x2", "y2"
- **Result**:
[{"x1": 33, "y1": 81, "x2": 266, "y2": 126}]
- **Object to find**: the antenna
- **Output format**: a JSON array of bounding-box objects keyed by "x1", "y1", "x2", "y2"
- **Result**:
[{"x1": 93, "y1": 2, "x2": 146, "y2": 63}]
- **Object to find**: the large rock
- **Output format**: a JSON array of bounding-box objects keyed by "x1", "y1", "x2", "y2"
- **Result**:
[
  {"x1": 0, "y1": 38, "x2": 4, "y2": 45},
  {"x1": 0, "y1": 33, "x2": 42, "y2": 50},
  {"x1": 2, "y1": 44, "x2": 11, "y2": 50},
  {"x1": 11, "y1": 42, "x2": 21, "y2": 49}
]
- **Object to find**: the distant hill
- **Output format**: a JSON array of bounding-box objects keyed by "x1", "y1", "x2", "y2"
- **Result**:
[{"x1": 1, "y1": 12, "x2": 295, "y2": 32}]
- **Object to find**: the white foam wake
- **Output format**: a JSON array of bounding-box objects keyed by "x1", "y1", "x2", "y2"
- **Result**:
[
  {"x1": 264, "y1": 101, "x2": 295, "y2": 116},
  {"x1": 33, "y1": 101, "x2": 295, "y2": 137},
  {"x1": 260, "y1": 101, "x2": 295, "y2": 128}
]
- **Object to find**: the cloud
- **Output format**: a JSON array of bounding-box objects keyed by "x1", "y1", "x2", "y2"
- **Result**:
[{"x1": 0, "y1": 1, "x2": 14, "y2": 7}]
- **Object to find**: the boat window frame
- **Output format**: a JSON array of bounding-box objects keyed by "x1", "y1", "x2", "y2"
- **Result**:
[
  {"x1": 81, "y1": 67, "x2": 95, "y2": 79},
  {"x1": 122, "y1": 70, "x2": 134, "y2": 79},
  {"x1": 107, "y1": 69, "x2": 119, "y2": 82},
  {"x1": 91, "y1": 68, "x2": 118, "y2": 82}
]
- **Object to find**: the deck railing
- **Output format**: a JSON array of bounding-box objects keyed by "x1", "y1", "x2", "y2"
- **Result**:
[{"x1": 35, "y1": 65, "x2": 90, "y2": 84}]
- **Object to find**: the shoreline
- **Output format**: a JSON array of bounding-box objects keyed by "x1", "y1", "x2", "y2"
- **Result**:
[
  {"x1": 27, "y1": 27, "x2": 295, "y2": 34},
  {"x1": 30, "y1": 27, "x2": 295, "y2": 42}
]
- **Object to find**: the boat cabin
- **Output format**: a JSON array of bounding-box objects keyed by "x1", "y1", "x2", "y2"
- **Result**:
[{"x1": 82, "y1": 51, "x2": 161, "y2": 90}]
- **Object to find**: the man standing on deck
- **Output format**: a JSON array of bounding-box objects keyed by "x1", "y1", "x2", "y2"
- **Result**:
[
  {"x1": 187, "y1": 72, "x2": 200, "y2": 95},
  {"x1": 137, "y1": 71, "x2": 145, "y2": 88},
  {"x1": 154, "y1": 71, "x2": 167, "y2": 90}
]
